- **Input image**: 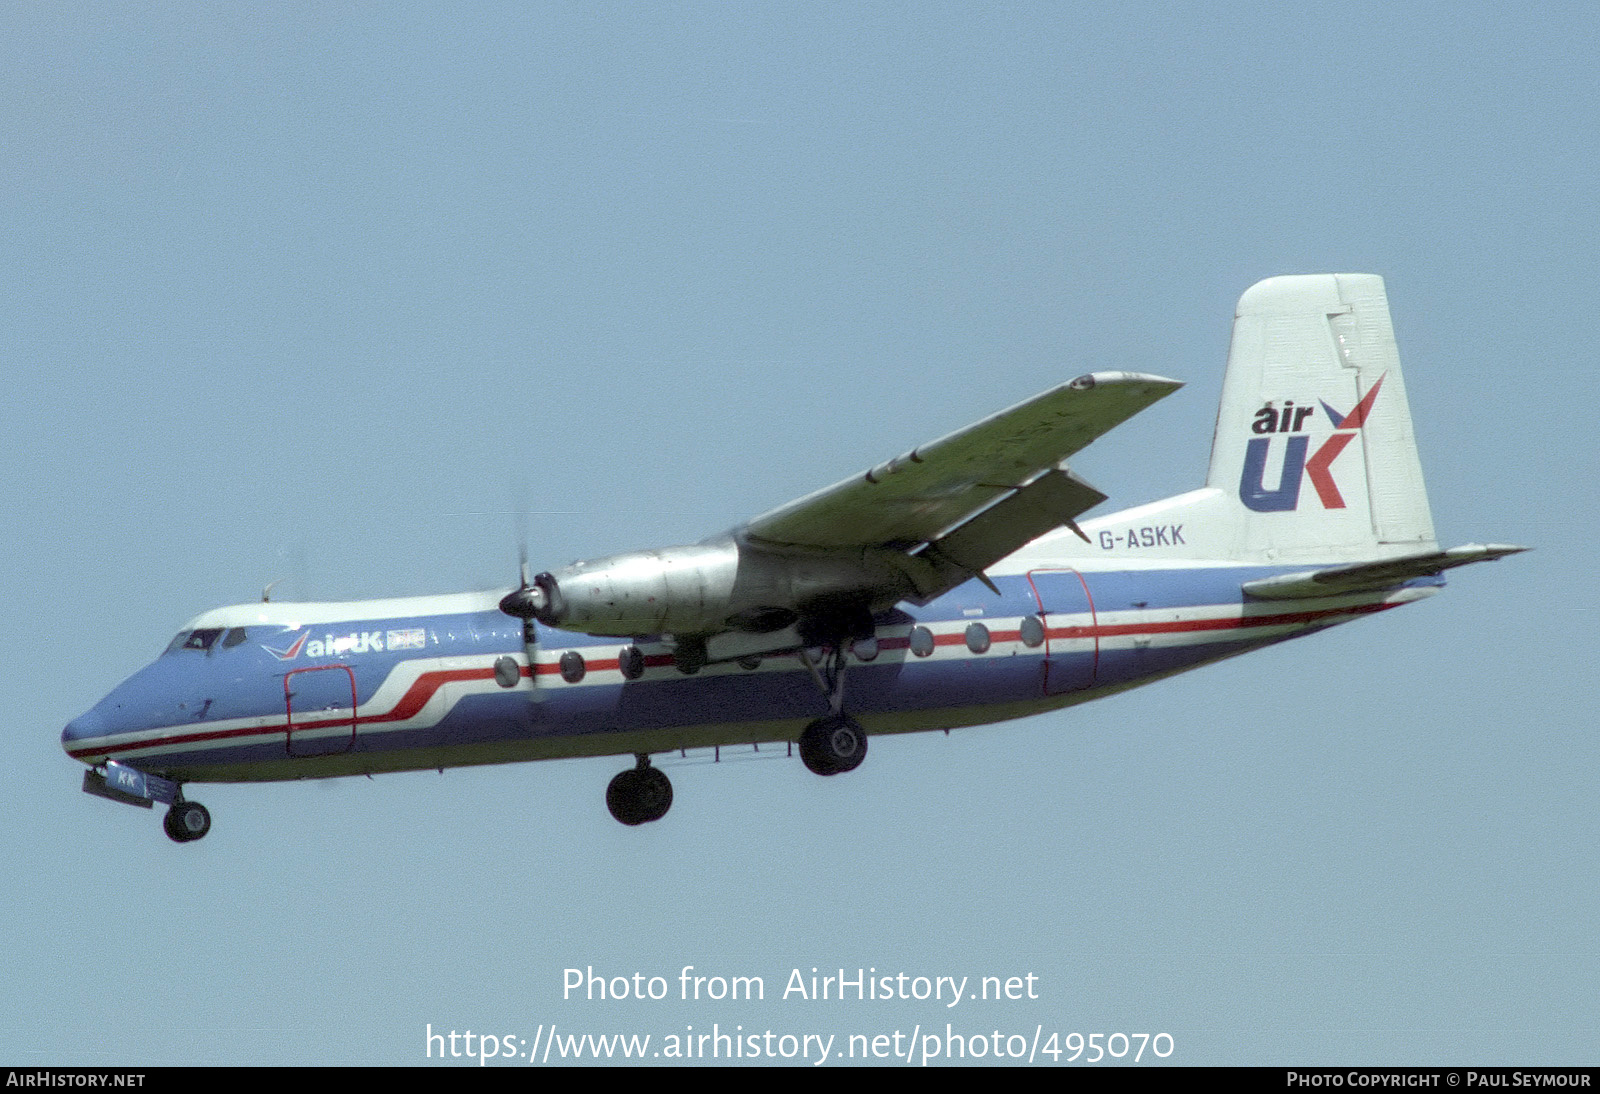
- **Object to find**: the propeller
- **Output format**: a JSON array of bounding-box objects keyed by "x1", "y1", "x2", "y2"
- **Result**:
[
  {"x1": 499, "y1": 543, "x2": 545, "y2": 619},
  {"x1": 500, "y1": 567, "x2": 561, "y2": 622},
  {"x1": 496, "y1": 506, "x2": 562, "y2": 624}
]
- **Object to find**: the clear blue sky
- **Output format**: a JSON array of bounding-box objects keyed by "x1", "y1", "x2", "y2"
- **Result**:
[{"x1": 4, "y1": 2, "x2": 1591, "y2": 1065}]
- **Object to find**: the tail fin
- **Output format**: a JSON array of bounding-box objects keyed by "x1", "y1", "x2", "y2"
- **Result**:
[{"x1": 1203, "y1": 273, "x2": 1436, "y2": 561}]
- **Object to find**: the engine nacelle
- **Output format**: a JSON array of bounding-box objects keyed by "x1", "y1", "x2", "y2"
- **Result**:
[
  {"x1": 500, "y1": 536, "x2": 914, "y2": 639},
  {"x1": 542, "y1": 541, "x2": 741, "y2": 636}
]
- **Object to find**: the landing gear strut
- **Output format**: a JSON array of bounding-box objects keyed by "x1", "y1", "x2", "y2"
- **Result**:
[
  {"x1": 799, "y1": 712, "x2": 868, "y2": 776},
  {"x1": 606, "y1": 755, "x2": 673, "y2": 825},
  {"x1": 795, "y1": 640, "x2": 870, "y2": 776},
  {"x1": 672, "y1": 636, "x2": 707, "y2": 675},
  {"x1": 163, "y1": 799, "x2": 211, "y2": 843}
]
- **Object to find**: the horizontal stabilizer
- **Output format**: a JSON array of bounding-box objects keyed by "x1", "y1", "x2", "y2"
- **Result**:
[{"x1": 1242, "y1": 543, "x2": 1529, "y2": 600}]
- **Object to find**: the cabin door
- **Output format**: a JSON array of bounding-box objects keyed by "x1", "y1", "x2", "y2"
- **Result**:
[
  {"x1": 1026, "y1": 569, "x2": 1098, "y2": 696},
  {"x1": 284, "y1": 664, "x2": 358, "y2": 757}
]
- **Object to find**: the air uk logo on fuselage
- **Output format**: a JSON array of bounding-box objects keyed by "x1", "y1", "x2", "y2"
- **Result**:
[
  {"x1": 263, "y1": 627, "x2": 427, "y2": 660},
  {"x1": 1238, "y1": 375, "x2": 1385, "y2": 513}
]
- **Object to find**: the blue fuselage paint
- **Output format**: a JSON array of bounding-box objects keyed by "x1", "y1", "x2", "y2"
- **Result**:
[{"x1": 61, "y1": 566, "x2": 1441, "y2": 784}]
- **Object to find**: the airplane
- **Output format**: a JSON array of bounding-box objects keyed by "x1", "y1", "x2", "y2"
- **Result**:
[{"x1": 62, "y1": 274, "x2": 1525, "y2": 841}]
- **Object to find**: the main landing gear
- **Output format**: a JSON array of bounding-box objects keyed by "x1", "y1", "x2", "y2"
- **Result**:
[
  {"x1": 600, "y1": 633, "x2": 871, "y2": 825},
  {"x1": 606, "y1": 754, "x2": 673, "y2": 826},
  {"x1": 796, "y1": 640, "x2": 869, "y2": 776},
  {"x1": 798, "y1": 712, "x2": 868, "y2": 776},
  {"x1": 163, "y1": 799, "x2": 211, "y2": 843}
]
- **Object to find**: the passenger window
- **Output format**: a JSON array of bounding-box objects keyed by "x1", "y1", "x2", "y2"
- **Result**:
[
  {"x1": 1020, "y1": 615, "x2": 1045, "y2": 648},
  {"x1": 559, "y1": 650, "x2": 587, "y2": 683}
]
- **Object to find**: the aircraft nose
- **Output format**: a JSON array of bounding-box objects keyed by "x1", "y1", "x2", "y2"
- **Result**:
[{"x1": 61, "y1": 709, "x2": 106, "y2": 754}]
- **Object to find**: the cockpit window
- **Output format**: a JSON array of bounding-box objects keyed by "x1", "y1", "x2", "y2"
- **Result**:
[
  {"x1": 222, "y1": 627, "x2": 248, "y2": 648},
  {"x1": 184, "y1": 629, "x2": 222, "y2": 651},
  {"x1": 164, "y1": 628, "x2": 224, "y2": 655}
]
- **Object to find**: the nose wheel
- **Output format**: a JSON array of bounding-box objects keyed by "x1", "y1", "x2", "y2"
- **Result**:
[
  {"x1": 163, "y1": 800, "x2": 211, "y2": 843},
  {"x1": 606, "y1": 755, "x2": 673, "y2": 825}
]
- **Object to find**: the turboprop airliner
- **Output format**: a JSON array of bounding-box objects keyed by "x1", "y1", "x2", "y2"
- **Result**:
[{"x1": 63, "y1": 274, "x2": 1524, "y2": 841}]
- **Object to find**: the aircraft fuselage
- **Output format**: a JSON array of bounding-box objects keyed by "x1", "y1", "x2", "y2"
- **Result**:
[{"x1": 61, "y1": 563, "x2": 1437, "y2": 785}]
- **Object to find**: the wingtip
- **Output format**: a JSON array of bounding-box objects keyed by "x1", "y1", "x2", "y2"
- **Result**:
[
  {"x1": 1445, "y1": 542, "x2": 1531, "y2": 563},
  {"x1": 1068, "y1": 371, "x2": 1184, "y2": 392},
  {"x1": 1478, "y1": 542, "x2": 1531, "y2": 557}
]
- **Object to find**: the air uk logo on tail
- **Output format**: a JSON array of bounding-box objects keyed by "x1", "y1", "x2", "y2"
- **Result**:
[{"x1": 1238, "y1": 375, "x2": 1385, "y2": 512}]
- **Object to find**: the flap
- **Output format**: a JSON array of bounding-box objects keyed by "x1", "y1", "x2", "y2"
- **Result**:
[{"x1": 924, "y1": 467, "x2": 1107, "y2": 576}]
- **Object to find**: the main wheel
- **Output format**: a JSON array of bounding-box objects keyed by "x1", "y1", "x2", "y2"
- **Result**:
[
  {"x1": 798, "y1": 714, "x2": 868, "y2": 776},
  {"x1": 606, "y1": 764, "x2": 673, "y2": 825},
  {"x1": 163, "y1": 801, "x2": 211, "y2": 843}
]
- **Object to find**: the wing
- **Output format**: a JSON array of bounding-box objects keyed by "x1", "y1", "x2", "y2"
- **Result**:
[
  {"x1": 505, "y1": 371, "x2": 1182, "y2": 645},
  {"x1": 743, "y1": 372, "x2": 1181, "y2": 584}
]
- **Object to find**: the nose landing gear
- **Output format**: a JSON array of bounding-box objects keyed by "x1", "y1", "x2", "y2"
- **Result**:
[{"x1": 84, "y1": 761, "x2": 212, "y2": 844}]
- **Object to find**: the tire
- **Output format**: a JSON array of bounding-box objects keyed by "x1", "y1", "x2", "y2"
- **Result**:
[
  {"x1": 164, "y1": 801, "x2": 211, "y2": 843},
  {"x1": 798, "y1": 714, "x2": 868, "y2": 776},
  {"x1": 606, "y1": 765, "x2": 673, "y2": 825}
]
